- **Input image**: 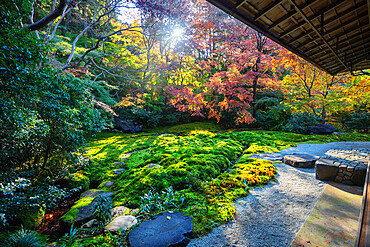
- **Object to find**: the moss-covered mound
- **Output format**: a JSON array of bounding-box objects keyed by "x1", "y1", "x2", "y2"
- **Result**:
[{"x1": 83, "y1": 122, "x2": 369, "y2": 236}]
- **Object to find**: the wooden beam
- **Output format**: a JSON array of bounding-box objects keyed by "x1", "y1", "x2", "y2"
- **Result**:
[
  {"x1": 299, "y1": 22, "x2": 369, "y2": 55},
  {"x1": 321, "y1": 48, "x2": 369, "y2": 70},
  {"x1": 294, "y1": 11, "x2": 368, "y2": 53},
  {"x1": 284, "y1": 1, "x2": 366, "y2": 43},
  {"x1": 268, "y1": 0, "x2": 318, "y2": 30},
  {"x1": 236, "y1": 0, "x2": 247, "y2": 8},
  {"x1": 287, "y1": 0, "x2": 348, "y2": 70},
  {"x1": 304, "y1": 32, "x2": 370, "y2": 58},
  {"x1": 254, "y1": 0, "x2": 284, "y2": 21},
  {"x1": 279, "y1": 0, "x2": 347, "y2": 38},
  {"x1": 313, "y1": 41, "x2": 370, "y2": 66}
]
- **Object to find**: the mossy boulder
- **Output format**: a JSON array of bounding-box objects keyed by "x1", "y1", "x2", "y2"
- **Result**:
[{"x1": 61, "y1": 189, "x2": 112, "y2": 226}]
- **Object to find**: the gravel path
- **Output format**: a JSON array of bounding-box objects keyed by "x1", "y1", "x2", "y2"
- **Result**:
[{"x1": 188, "y1": 142, "x2": 370, "y2": 247}]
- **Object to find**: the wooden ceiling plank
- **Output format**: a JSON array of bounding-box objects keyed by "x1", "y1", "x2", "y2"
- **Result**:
[
  {"x1": 287, "y1": 0, "x2": 348, "y2": 70},
  {"x1": 312, "y1": 40, "x2": 370, "y2": 65},
  {"x1": 287, "y1": 1, "x2": 367, "y2": 46},
  {"x1": 236, "y1": 0, "x2": 258, "y2": 11},
  {"x1": 321, "y1": 49, "x2": 369, "y2": 69},
  {"x1": 305, "y1": 30, "x2": 370, "y2": 56},
  {"x1": 300, "y1": 23, "x2": 369, "y2": 55},
  {"x1": 268, "y1": 0, "x2": 318, "y2": 30},
  {"x1": 254, "y1": 0, "x2": 285, "y2": 21},
  {"x1": 280, "y1": 0, "x2": 348, "y2": 38},
  {"x1": 295, "y1": 12, "x2": 368, "y2": 54}
]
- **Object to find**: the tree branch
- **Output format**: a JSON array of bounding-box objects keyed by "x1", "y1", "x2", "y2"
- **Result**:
[{"x1": 26, "y1": 0, "x2": 68, "y2": 31}]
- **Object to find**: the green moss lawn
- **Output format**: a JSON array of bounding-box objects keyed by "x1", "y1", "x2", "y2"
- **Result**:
[{"x1": 83, "y1": 122, "x2": 369, "y2": 236}]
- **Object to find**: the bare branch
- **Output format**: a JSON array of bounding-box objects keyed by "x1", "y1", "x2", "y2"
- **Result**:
[{"x1": 26, "y1": 0, "x2": 68, "y2": 31}]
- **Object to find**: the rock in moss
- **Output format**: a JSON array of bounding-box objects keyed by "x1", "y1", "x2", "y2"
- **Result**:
[
  {"x1": 128, "y1": 211, "x2": 192, "y2": 247},
  {"x1": 105, "y1": 215, "x2": 137, "y2": 233},
  {"x1": 61, "y1": 189, "x2": 112, "y2": 226}
]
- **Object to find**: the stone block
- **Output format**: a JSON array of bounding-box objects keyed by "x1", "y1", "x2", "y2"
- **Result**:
[
  {"x1": 315, "y1": 159, "x2": 339, "y2": 181},
  {"x1": 334, "y1": 176, "x2": 343, "y2": 183},
  {"x1": 343, "y1": 170, "x2": 352, "y2": 176},
  {"x1": 347, "y1": 166, "x2": 355, "y2": 172},
  {"x1": 351, "y1": 164, "x2": 368, "y2": 186}
]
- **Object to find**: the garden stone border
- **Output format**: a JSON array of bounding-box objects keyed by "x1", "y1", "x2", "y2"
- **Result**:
[{"x1": 316, "y1": 149, "x2": 369, "y2": 186}]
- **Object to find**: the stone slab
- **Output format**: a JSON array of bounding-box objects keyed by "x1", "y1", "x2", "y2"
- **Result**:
[
  {"x1": 129, "y1": 211, "x2": 192, "y2": 247},
  {"x1": 283, "y1": 154, "x2": 320, "y2": 168}
]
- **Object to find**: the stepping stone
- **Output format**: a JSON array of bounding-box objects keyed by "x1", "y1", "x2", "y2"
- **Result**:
[
  {"x1": 249, "y1": 153, "x2": 283, "y2": 161},
  {"x1": 114, "y1": 169, "x2": 126, "y2": 174},
  {"x1": 129, "y1": 211, "x2": 193, "y2": 247},
  {"x1": 283, "y1": 154, "x2": 319, "y2": 168},
  {"x1": 114, "y1": 162, "x2": 126, "y2": 165},
  {"x1": 103, "y1": 181, "x2": 114, "y2": 187},
  {"x1": 105, "y1": 215, "x2": 137, "y2": 233},
  {"x1": 120, "y1": 157, "x2": 129, "y2": 160},
  {"x1": 147, "y1": 164, "x2": 161, "y2": 168}
]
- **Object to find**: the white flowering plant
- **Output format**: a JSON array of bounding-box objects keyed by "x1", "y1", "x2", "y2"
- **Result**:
[{"x1": 0, "y1": 169, "x2": 84, "y2": 230}]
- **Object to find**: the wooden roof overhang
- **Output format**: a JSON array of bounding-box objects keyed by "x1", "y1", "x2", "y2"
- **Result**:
[{"x1": 206, "y1": 0, "x2": 370, "y2": 75}]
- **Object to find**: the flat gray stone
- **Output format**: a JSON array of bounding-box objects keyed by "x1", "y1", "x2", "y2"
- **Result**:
[
  {"x1": 114, "y1": 162, "x2": 126, "y2": 165},
  {"x1": 103, "y1": 181, "x2": 115, "y2": 187},
  {"x1": 147, "y1": 164, "x2": 161, "y2": 169},
  {"x1": 74, "y1": 191, "x2": 113, "y2": 224},
  {"x1": 129, "y1": 211, "x2": 193, "y2": 247},
  {"x1": 80, "y1": 190, "x2": 112, "y2": 199},
  {"x1": 249, "y1": 153, "x2": 283, "y2": 161},
  {"x1": 114, "y1": 169, "x2": 126, "y2": 174},
  {"x1": 283, "y1": 154, "x2": 320, "y2": 168},
  {"x1": 315, "y1": 159, "x2": 339, "y2": 181},
  {"x1": 105, "y1": 215, "x2": 137, "y2": 232},
  {"x1": 81, "y1": 219, "x2": 98, "y2": 228}
]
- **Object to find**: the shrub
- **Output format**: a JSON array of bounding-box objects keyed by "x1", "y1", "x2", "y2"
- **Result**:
[
  {"x1": 140, "y1": 187, "x2": 184, "y2": 215},
  {"x1": 4, "y1": 227, "x2": 47, "y2": 247},
  {"x1": 345, "y1": 112, "x2": 370, "y2": 133},
  {"x1": 284, "y1": 112, "x2": 322, "y2": 134}
]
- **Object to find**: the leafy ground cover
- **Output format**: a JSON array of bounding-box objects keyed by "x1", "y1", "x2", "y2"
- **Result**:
[{"x1": 81, "y1": 122, "x2": 370, "y2": 240}]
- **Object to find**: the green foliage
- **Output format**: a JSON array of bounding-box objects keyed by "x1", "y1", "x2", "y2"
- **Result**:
[
  {"x1": 0, "y1": 28, "x2": 104, "y2": 168},
  {"x1": 284, "y1": 112, "x2": 322, "y2": 134},
  {"x1": 94, "y1": 195, "x2": 113, "y2": 228},
  {"x1": 0, "y1": 170, "x2": 83, "y2": 229},
  {"x1": 66, "y1": 172, "x2": 91, "y2": 191},
  {"x1": 344, "y1": 112, "x2": 370, "y2": 133},
  {"x1": 57, "y1": 224, "x2": 80, "y2": 247},
  {"x1": 140, "y1": 187, "x2": 184, "y2": 214},
  {"x1": 4, "y1": 227, "x2": 47, "y2": 247},
  {"x1": 255, "y1": 103, "x2": 292, "y2": 130}
]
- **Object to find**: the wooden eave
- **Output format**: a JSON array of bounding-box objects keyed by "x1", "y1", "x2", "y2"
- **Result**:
[{"x1": 207, "y1": 0, "x2": 370, "y2": 75}]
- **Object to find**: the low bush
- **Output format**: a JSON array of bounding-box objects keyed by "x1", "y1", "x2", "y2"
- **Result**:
[{"x1": 284, "y1": 112, "x2": 322, "y2": 134}]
